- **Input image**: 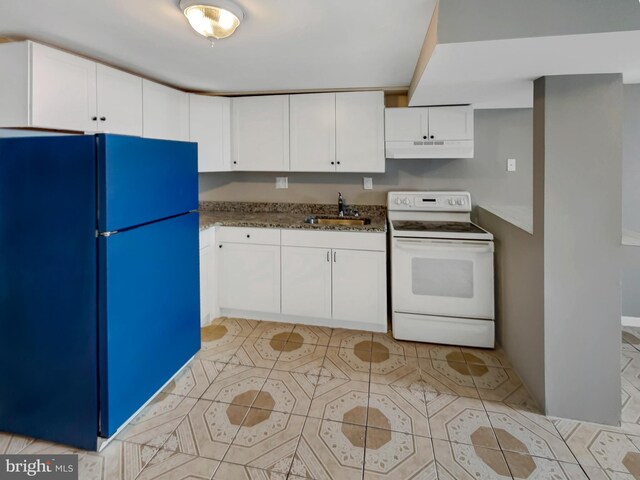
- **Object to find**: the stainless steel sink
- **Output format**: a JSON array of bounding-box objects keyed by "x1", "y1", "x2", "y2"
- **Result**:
[{"x1": 304, "y1": 215, "x2": 371, "y2": 226}]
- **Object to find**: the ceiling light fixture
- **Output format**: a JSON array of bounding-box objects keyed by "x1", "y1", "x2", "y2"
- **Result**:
[{"x1": 179, "y1": 0, "x2": 243, "y2": 47}]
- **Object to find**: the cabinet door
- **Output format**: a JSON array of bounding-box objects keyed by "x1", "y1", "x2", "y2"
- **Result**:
[
  {"x1": 189, "y1": 95, "x2": 231, "y2": 172},
  {"x1": 332, "y1": 249, "x2": 386, "y2": 325},
  {"x1": 142, "y1": 79, "x2": 189, "y2": 141},
  {"x1": 218, "y1": 243, "x2": 281, "y2": 313},
  {"x1": 199, "y1": 229, "x2": 212, "y2": 326},
  {"x1": 281, "y1": 246, "x2": 332, "y2": 318},
  {"x1": 336, "y1": 91, "x2": 385, "y2": 173},
  {"x1": 231, "y1": 95, "x2": 290, "y2": 171},
  {"x1": 96, "y1": 64, "x2": 142, "y2": 136},
  {"x1": 384, "y1": 108, "x2": 428, "y2": 141},
  {"x1": 428, "y1": 106, "x2": 474, "y2": 141},
  {"x1": 30, "y1": 43, "x2": 97, "y2": 132},
  {"x1": 290, "y1": 93, "x2": 335, "y2": 172}
]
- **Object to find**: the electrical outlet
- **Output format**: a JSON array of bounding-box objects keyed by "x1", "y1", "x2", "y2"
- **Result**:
[
  {"x1": 363, "y1": 177, "x2": 373, "y2": 190},
  {"x1": 507, "y1": 158, "x2": 516, "y2": 172},
  {"x1": 275, "y1": 177, "x2": 288, "y2": 189}
]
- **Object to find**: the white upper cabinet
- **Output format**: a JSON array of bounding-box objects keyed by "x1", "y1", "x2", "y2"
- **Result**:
[
  {"x1": 30, "y1": 43, "x2": 98, "y2": 132},
  {"x1": 385, "y1": 106, "x2": 474, "y2": 142},
  {"x1": 0, "y1": 41, "x2": 144, "y2": 135},
  {"x1": 384, "y1": 105, "x2": 474, "y2": 159},
  {"x1": 0, "y1": 41, "x2": 100, "y2": 132},
  {"x1": 289, "y1": 93, "x2": 336, "y2": 172},
  {"x1": 231, "y1": 95, "x2": 290, "y2": 171},
  {"x1": 189, "y1": 94, "x2": 231, "y2": 172},
  {"x1": 142, "y1": 79, "x2": 189, "y2": 141},
  {"x1": 335, "y1": 91, "x2": 385, "y2": 173},
  {"x1": 96, "y1": 64, "x2": 143, "y2": 136},
  {"x1": 428, "y1": 106, "x2": 473, "y2": 141},
  {"x1": 385, "y1": 108, "x2": 427, "y2": 141}
]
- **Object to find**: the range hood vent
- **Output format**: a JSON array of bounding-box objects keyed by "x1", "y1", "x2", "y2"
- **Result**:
[{"x1": 385, "y1": 140, "x2": 474, "y2": 159}]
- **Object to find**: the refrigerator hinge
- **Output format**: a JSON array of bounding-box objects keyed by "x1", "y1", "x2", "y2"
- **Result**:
[{"x1": 98, "y1": 231, "x2": 118, "y2": 237}]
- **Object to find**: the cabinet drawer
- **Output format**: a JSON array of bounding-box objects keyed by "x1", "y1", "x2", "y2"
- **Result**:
[
  {"x1": 281, "y1": 229, "x2": 385, "y2": 251},
  {"x1": 217, "y1": 226, "x2": 280, "y2": 245}
]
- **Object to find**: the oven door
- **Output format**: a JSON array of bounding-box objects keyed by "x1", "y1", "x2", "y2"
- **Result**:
[{"x1": 392, "y1": 237, "x2": 494, "y2": 319}]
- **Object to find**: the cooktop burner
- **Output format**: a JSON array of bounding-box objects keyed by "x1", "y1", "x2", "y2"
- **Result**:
[{"x1": 392, "y1": 220, "x2": 487, "y2": 235}]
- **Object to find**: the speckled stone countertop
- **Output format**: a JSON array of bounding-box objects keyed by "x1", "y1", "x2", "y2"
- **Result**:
[{"x1": 198, "y1": 201, "x2": 387, "y2": 233}]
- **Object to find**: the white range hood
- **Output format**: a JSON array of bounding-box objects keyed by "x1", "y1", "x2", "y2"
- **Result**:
[
  {"x1": 385, "y1": 139, "x2": 474, "y2": 159},
  {"x1": 385, "y1": 105, "x2": 474, "y2": 159}
]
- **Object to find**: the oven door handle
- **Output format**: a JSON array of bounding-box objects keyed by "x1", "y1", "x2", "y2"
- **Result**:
[{"x1": 394, "y1": 238, "x2": 494, "y2": 254}]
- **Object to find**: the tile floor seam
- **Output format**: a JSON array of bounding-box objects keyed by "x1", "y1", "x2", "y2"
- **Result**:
[{"x1": 484, "y1": 403, "x2": 576, "y2": 466}]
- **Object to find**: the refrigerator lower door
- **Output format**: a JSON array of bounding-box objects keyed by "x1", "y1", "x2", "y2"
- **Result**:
[
  {"x1": 0, "y1": 136, "x2": 98, "y2": 450},
  {"x1": 98, "y1": 212, "x2": 200, "y2": 437},
  {"x1": 97, "y1": 134, "x2": 198, "y2": 233}
]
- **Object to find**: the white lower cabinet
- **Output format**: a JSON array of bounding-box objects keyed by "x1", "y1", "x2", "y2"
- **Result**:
[
  {"x1": 218, "y1": 241, "x2": 281, "y2": 313},
  {"x1": 210, "y1": 226, "x2": 387, "y2": 330},
  {"x1": 280, "y1": 231, "x2": 387, "y2": 327},
  {"x1": 199, "y1": 227, "x2": 218, "y2": 326},
  {"x1": 281, "y1": 246, "x2": 332, "y2": 318},
  {"x1": 331, "y1": 249, "x2": 386, "y2": 324}
]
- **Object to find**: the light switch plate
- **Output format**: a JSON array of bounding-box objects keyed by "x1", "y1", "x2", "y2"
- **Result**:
[
  {"x1": 363, "y1": 177, "x2": 373, "y2": 190},
  {"x1": 276, "y1": 177, "x2": 288, "y2": 189},
  {"x1": 507, "y1": 158, "x2": 516, "y2": 172}
]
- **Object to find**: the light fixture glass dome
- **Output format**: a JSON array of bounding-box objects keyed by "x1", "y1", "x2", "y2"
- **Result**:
[{"x1": 180, "y1": 0, "x2": 243, "y2": 41}]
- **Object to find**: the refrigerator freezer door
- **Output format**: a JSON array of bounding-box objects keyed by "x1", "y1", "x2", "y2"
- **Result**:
[
  {"x1": 97, "y1": 135, "x2": 198, "y2": 233},
  {"x1": 98, "y1": 212, "x2": 200, "y2": 437},
  {"x1": 0, "y1": 136, "x2": 99, "y2": 450}
]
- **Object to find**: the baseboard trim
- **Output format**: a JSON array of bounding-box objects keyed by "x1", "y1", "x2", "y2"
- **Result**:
[
  {"x1": 220, "y1": 308, "x2": 387, "y2": 333},
  {"x1": 622, "y1": 316, "x2": 640, "y2": 327}
]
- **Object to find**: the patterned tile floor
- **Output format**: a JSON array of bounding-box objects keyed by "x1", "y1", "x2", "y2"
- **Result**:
[{"x1": 3, "y1": 319, "x2": 640, "y2": 479}]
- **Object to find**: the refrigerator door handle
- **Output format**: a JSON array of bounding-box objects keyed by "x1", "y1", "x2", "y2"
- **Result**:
[{"x1": 99, "y1": 231, "x2": 119, "y2": 237}]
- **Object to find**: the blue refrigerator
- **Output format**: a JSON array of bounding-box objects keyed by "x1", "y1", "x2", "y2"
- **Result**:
[{"x1": 0, "y1": 134, "x2": 201, "y2": 450}]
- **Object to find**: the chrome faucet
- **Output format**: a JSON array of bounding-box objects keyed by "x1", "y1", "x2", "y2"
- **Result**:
[{"x1": 338, "y1": 192, "x2": 344, "y2": 217}]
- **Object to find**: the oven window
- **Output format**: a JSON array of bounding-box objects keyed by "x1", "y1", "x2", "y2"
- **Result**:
[{"x1": 411, "y1": 258, "x2": 474, "y2": 298}]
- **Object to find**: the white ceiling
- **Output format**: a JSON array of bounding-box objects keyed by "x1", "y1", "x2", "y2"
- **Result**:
[
  {"x1": 0, "y1": 0, "x2": 436, "y2": 93},
  {"x1": 410, "y1": 30, "x2": 640, "y2": 109}
]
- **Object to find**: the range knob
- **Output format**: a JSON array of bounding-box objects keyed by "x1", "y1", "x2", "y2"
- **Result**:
[
  {"x1": 403, "y1": 198, "x2": 411, "y2": 205},
  {"x1": 395, "y1": 197, "x2": 402, "y2": 205},
  {"x1": 456, "y1": 198, "x2": 464, "y2": 206},
  {"x1": 448, "y1": 199, "x2": 456, "y2": 205}
]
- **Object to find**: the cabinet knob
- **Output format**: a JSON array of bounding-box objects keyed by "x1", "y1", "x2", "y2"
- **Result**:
[
  {"x1": 331, "y1": 161, "x2": 335, "y2": 165},
  {"x1": 246, "y1": 234, "x2": 250, "y2": 238},
  {"x1": 423, "y1": 135, "x2": 427, "y2": 139},
  {"x1": 336, "y1": 161, "x2": 340, "y2": 165},
  {"x1": 430, "y1": 135, "x2": 434, "y2": 139},
  {"x1": 233, "y1": 161, "x2": 237, "y2": 164},
  {"x1": 91, "y1": 116, "x2": 97, "y2": 121},
  {"x1": 100, "y1": 117, "x2": 106, "y2": 121},
  {"x1": 219, "y1": 245, "x2": 222, "y2": 248}
]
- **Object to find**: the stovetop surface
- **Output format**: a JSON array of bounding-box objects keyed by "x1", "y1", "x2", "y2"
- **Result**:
[{"x1": 391, "y1": 220, "x2": 488, "y2": 235}]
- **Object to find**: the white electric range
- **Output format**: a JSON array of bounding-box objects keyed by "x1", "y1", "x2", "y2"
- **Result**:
[{"x1": 388, "y1": 191, "x2": 495, "y2": 348}]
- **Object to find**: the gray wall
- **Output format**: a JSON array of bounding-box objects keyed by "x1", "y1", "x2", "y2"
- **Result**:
[
  {"x1": 477, "y1": 208, "x2": 545, "y2": 410},
  {"x1": 623, "y1": 85, "x2": 640, "y2": 233},
  {"x1": 540, "y1": 74, "x2": 622, "y2": 425},
  {"x1": 622, "y1": 85, "x2": 640, "y2": 317},
  {"x1": 437, "y1": 0, "x2": 640, "y2": 44},
  {"x1": 200, "y1": 109, "x2": 533, "y2": 210}
]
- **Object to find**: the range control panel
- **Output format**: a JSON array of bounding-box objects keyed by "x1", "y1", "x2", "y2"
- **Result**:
[{"x1": 387, "y1": 191, "x2": 472, "y2": 212}]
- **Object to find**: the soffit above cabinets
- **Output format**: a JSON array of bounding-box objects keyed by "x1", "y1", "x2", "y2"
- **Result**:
[
  {"x1": 409, "y1": 0, "x2": 640, "y2": 109},
  {"x1": 0, "y1": 0, "x2": 436, "y2": 93}
]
